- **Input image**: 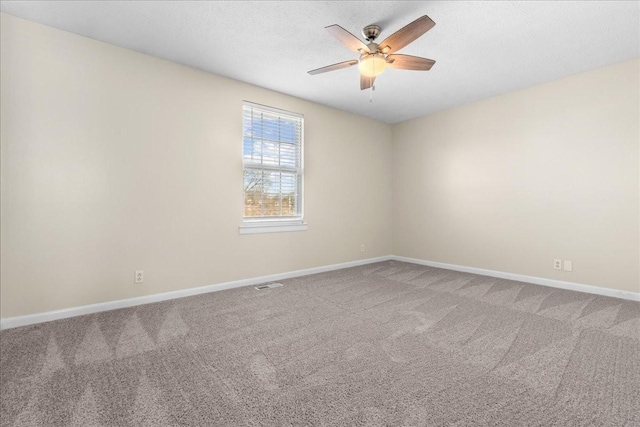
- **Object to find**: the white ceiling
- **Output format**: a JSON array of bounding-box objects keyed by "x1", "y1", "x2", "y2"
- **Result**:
[{"x1": 1, "y1": 1, "x2": 638, "y2": 123}]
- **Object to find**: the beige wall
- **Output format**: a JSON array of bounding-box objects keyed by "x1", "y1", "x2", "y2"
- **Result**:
[
  {"x1": 392, "y1": 58, "x2": 640, "y2": 293},
  {"x1": 0, "y1": 14, "x2": 393, "y2": 318}
]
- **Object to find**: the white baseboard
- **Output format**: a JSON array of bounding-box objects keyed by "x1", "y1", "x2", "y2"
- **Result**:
[
  {"x1": 392, "y1": 255, "x2": 640, "y2": 302},
  {"x1": 0, "y1": 256, "x2": 392, "y2": 330},
  {"x1": 3, "y1": 254, "x2": 637, "y2": 330}
]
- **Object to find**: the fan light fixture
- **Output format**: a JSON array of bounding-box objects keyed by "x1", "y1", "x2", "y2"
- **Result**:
[{"x1": 358, "y1": 53, "x2": 386, "y2": 77}]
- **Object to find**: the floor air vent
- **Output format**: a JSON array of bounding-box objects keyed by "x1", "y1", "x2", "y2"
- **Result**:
[{"x1": 255, "y1": 282, "x2": 283, "y2": 290}]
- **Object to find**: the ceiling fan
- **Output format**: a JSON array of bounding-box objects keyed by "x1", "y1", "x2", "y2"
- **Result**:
[{"x1": 308, "y1": 15, "x2": 436, "y2": 90}]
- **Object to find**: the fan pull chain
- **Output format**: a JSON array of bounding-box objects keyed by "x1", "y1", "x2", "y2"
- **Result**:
[{"x1": 369, "y1": 84, "x2": 375, "y2": 103}]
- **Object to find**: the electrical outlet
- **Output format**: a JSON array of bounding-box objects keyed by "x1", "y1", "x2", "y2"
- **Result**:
[
  {"x1": 135, "y1": 270, "x2": 144, "y2": 284},
  {"x1": 564, "y1": 260, "x2": 573, "y2": 272},
  {"x1": 553, "y1": 259, "x2": 562, "y2": 270},
  {"x1": 360, "y1": 244, "x2": 366, "y2": 252}
]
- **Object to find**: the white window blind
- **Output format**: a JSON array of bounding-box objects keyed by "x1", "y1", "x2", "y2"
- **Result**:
[{"x1": 242, "y1": 101, "x2": 304, "y2": 224}]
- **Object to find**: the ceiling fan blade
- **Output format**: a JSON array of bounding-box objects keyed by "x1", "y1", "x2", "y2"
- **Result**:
[
  {"x1": 378, "y1": 15, "x2": 435, "y2": 54},
  {"x1": 360, "y1": 74, "x2": 376, "y2": 90},
  {"x1": 326, "y1": 25, "x2": 370, "y2": 54},
  {"x1": 386, "y1": 54, "x2": 436, "y2": 71},
  {"x1": 308, "y1": 60, "x2": 359, "y2": 75}
]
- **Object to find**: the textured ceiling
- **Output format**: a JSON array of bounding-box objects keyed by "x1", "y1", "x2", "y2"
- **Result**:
[{"x1": 1, "y1": 1, "x2": 639, "y2": 123}]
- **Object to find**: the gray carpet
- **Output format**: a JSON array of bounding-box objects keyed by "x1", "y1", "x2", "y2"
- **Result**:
[{"x1": 1, "y1": 260, "x2": 639, "y2": 426}]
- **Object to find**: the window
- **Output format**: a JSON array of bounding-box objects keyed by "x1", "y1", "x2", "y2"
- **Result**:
[{"x1": 240, "y1": 101, "x2": 306, "y2": 234}]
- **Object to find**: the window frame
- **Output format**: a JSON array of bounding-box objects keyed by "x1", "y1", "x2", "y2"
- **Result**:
[{"x1": 239, "y1": 101, "x2": 307, "y2": 235}]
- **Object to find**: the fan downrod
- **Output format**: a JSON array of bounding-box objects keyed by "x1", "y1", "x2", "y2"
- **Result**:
[{"x1": 362, "y1": 25, "x2": 381, "y2": 42}]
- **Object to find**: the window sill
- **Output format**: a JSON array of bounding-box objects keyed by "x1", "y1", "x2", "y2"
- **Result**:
[{"x1": 239, "y1": 223, "x2": 308, "y2": 235}]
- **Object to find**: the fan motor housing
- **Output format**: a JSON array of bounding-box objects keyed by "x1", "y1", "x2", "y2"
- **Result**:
[{"x1": 362, "y1": 25, "x2": 381, "y2": 41}]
